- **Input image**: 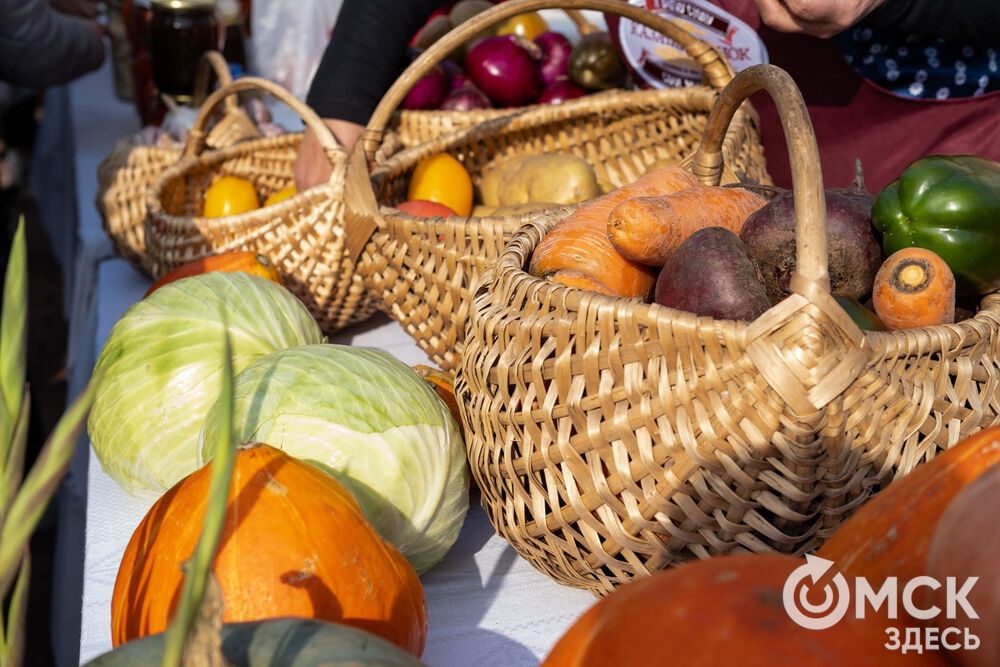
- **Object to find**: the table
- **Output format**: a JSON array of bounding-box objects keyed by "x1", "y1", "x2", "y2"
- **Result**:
[{"x1": 55, "y1": 11, "x2": 606, "y2": 665}]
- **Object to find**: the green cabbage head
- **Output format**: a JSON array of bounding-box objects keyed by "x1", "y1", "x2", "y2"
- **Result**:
[
  {"x1": 198, "y1": 344, "x2": 470, "y2": 574},
  {"x1": 88, "y1": 272, "x2": 323, "y2": 497}
]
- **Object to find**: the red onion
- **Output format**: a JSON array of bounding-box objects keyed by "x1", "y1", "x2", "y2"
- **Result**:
[
  {"x1": 441, "y1": 60, "x2": 478, "y2": 92},
  {"x1": 465, "y1": 35, "x2": 542, "y2": 106},
  {"x1": 441, "y1": 86, "x2": 493, "y2": 111},
  {"x1": 402, "y1": 63, "x2": 448, "y2": 110},
  {"x1": 534, "y1": 31, "x2": 573, "y2": 86},
  {"x1": 537, "y1": 79, "x2": 586, "y2": 105}
]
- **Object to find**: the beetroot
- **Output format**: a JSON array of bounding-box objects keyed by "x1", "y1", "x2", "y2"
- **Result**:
[
  {"x1": 655, "y1": 227, "x2": 770, "y2": 321},
  {"x1": 739, "y1": 159, "x2": 881, "y2": 303}
]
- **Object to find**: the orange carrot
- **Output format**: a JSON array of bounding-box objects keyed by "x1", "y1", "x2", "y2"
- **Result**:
[
  {"x1": 530, "y1": 213, "x2": 658, "y2": 299},
  {"x1": 549, "y1": 270, "x2": 623, "y2": 296},
  {"x1": 872, "y1": 247, "x2": 955, "y2": 329},
  {"x1": 528, "y1": 165, "x2": 698, "y2": 300},
  {"x1": 606, "y1": 185, "x2": 768, "y2": 266}
]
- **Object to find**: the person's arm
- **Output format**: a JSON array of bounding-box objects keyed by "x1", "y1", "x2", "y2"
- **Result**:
[
  {"x1": 294, "y1": 0, "x2": 442, "y2": 190},
  {"x1": 0, "y1": 0, "x2": 105, "y2": 87}
]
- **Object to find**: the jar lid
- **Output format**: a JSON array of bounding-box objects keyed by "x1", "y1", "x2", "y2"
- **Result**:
[{"x1": 151, "y1": 0, "x2": 217, "y2": 9}]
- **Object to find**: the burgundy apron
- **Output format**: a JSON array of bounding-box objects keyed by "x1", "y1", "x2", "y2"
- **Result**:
[{"x1": 614, "y1": 0, "x2": 1000, "y2": 191}]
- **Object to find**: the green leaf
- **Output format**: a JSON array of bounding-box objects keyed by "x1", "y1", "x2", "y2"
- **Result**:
[
  {"x1": 0, "y1": 217, "x2": 27, "y2": 469},
  {"x1": 161, "y1": 313, "x2": 235, "y2": 667},
  {"x1": 0, "y1": 392, "x2": 30, "y2": 525},
  {"x1": 0, "y1": 551, "x2": 30, "y2": 667},
  {"x1": 0, "y1": 384, "x2": 93, "y2": 600}
]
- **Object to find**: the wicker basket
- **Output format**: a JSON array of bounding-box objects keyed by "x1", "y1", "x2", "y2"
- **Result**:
[
  {"x1": 455, "y1": 64, "x2": 1000, "y2": 596},
  {"x1": 96, "y1": 51, "x2": 259, "y2": 274},
  {"x1": 344, "y1": 0, "x2": 770, "y2": 373},
  {"x1": 144, "y1": 77, "x2": 378, "y2": 333}
]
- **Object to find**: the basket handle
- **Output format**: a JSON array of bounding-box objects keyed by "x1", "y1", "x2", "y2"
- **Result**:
[
  {"x1": 191, "y1": 50, "x2": 238, "y2": 111},
  {"x1": 690, "y1": 64, "x2": 829, "y2": 295},
  {"x1": 180, "y1": 76, "x2": 343, "y2": 166},
  {"x1": 343, "y1": 0, "x2": 735, "y2": 262}
]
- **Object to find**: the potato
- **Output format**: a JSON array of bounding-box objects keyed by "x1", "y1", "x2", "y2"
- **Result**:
[
  {"x1": 479, "y1": 153, "x2": 600, "y2": 208},
  {"x1": 471, "y1": 204, "x2": 497, "y2": 217},
  {"x1": 479, "y1": 155, "x2": 530, "y2": 207},
  {"x1": 497, "y1": 154, "x2": 600, "y2": 206}
]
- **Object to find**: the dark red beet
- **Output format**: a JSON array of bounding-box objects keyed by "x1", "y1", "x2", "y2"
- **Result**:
[
  {"x1": 654, "y1": 227, "x2": 770, "y2": 321},
  {"x1": 739, "y1": 159, "x2": 882, "y2": 303}
]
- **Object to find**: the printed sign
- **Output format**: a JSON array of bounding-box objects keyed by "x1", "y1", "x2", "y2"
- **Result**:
[{"x1": 616, "y1": 0, "x2": 768, "y2": 88}]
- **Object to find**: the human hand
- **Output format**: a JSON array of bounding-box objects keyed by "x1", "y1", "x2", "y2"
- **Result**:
[
  {"x1": 49, "y1": 0, "x2": 100, "y2": 19},
  {"x1": 293, "y1": 119, "x2": 364, "y2": 191},
  {"x1": 754, "y1": 0, "x2": 888, "y2": 38}
]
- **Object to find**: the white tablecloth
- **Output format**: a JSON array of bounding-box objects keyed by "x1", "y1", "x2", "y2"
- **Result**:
[{"x1": 58, "y1": 10, "x2": 608, "y2": 664}]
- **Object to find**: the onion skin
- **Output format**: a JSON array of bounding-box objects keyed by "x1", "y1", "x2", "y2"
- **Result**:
[
  {"x1": 465, "y1": 35, "x2": 542, "y2": 106},
  {"x1": 537, "y1": 79, "x2": 586, "y2": 105},
  {"x1": 440, "y1": 60, "x2": 474, "y2": 92},
  {"x1": 402, "y1": 63, "x2": 448, "y2": 110},
  {"x1": 535, "y1": 31, "x2": 573, "y2": 86},
  {"x1": 441, "y1": 86, "x2": 493, "y2": 111}
]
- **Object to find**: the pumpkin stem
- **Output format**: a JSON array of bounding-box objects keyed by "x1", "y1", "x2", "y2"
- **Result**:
[
  {"x1": 179, "y1": 571, "x2": 227, "y2": 667},
  {"x1": 161, "y1": 312, "x2": 236, "y2": 667}
]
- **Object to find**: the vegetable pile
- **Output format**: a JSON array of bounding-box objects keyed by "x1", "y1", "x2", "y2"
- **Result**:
[
  {"x1": 529, "y1": 153, "x2": 1000, "y2": 330},
  {"x1": 403, "y1": 5, "x2": 629, "y2": 112},
  {"x1": 88, "y1": 258, "x2": 471, "y2": 660}
]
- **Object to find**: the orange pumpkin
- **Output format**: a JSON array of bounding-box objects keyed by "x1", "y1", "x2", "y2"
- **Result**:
[
  {"x1": 144, "y1": 251, "x2": 283, "y2": 297},
  {"x1": 542, "y1": 554, "x2": 945, "y2": 666},
  {"x1": 411, "y1": 364, "x2": 463, "y2": 438},
  {"x1": 817, "y1": 424, "x2": 1000, "y2": 587},
  {"x1": 111, "y1": 442, "x2": 428, "y2": 656},
  {"x1": 926, "y1": 463, "x2": 1000, "y2": 667}
]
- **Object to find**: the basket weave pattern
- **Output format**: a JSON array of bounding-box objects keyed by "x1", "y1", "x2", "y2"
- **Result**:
[
  {"x1": 351, "y1": 0, "x2": 770, "y2": 372},
  {"x1": 145, "y1": 78, "x2": 379, "y2": 333},
  {"x1": 455, "y1": 65, "x2": 1000, "y2": 596},
  {"x1": 460, "y1": 216, "x2": 1000, "y2": 594},
  {"x1": 96, "y1": 52, "x2": 260, "y2": 275}
]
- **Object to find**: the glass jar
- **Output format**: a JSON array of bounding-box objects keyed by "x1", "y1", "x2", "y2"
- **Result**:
[{"x1": 150, "y1": 0, "x2": 220, "y2": 100}]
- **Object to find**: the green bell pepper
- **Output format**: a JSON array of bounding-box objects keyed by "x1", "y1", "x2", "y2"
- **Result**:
[{"x1": 871, "y1": 154, "x2": 1000, "y2": 295}]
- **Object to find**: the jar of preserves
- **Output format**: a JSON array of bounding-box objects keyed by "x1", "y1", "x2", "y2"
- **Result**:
[{"x1": 150, "y1": 0, "x2": 220, "y2": 101}]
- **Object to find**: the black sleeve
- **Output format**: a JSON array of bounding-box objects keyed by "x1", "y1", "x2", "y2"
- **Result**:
[
  {"x1": 859, "y1": 0, "x2": 1000, "y2": 45},
  {"x1": 0, "y1": 0, "x2": 104, "y2": 87},
  {"x1": 305, "y1": 0, "x2": 444, "y2": 124}
]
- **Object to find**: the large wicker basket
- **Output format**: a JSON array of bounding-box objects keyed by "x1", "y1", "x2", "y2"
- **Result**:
[
  {"x1": 455, "y1": 64, "x2": 1000, "y2": 596},
  {"x1": 96, "y1": 51, "x2": 259, "y2": 274},
  {"x1": 344, "y1": 0, "x2": 770, "y2": 373},
  {"x1": 144, "y1": 77, "x2": 378, "y2": 333}
]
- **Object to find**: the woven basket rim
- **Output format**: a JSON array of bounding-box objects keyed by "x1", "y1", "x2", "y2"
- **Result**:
[
  {"x1": 369, "y1": 85, "x2": 763, "y2": 229},
  {"x1": 485, "y1": 210, "x2": 1000, "y2": 354},
  {"x1": 144, "y1": 131, "x2": 347, "y2": 227},
  {"x1": 374, "y1": 84, "x2": 749, "y2": 175}
]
